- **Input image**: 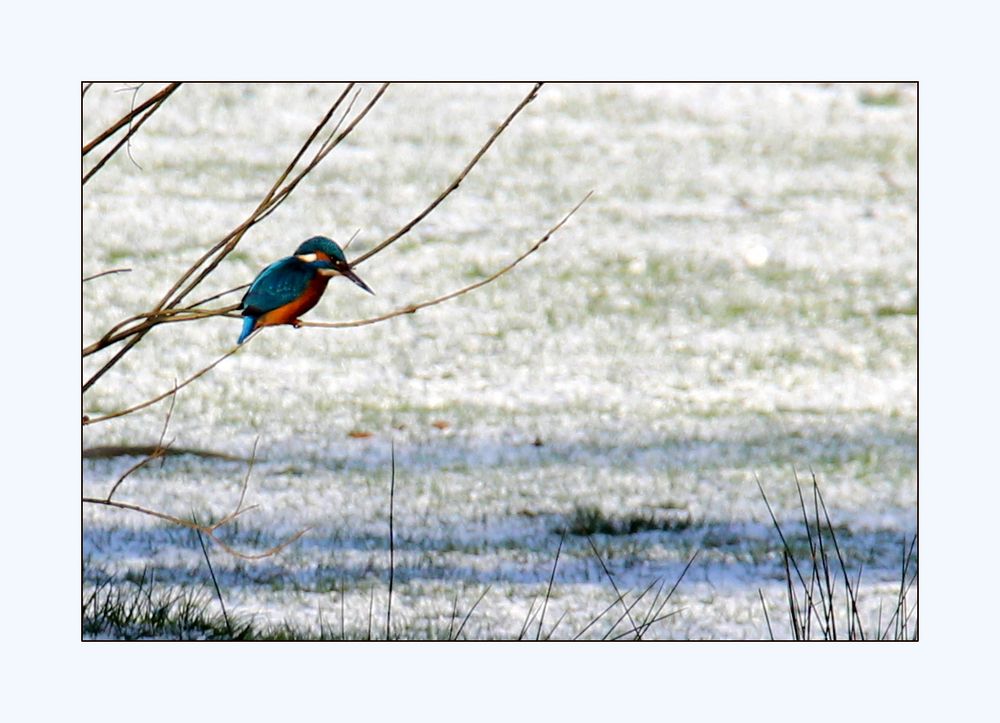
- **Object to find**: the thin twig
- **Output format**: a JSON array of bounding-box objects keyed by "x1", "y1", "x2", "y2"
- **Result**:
[
  {"x1": 84, "y1": 304, "x2": 238, "y2": 357},
  {"x1": 83, "y1": 267, "x2": 131, "y2": 283},
  {"x1": 586, "y1": 535, "x2": 639, "y2": 637},
  {"x1": 104, "y1": 445, "x2": 170, "y2": 502},
  {"x1": 367, "y1": 586, "x2": 374, "y2": 640},
  {"x1": 386, "y1": 440, "x2": 395, "y2": 641},
  {"x1": 634, "y1": 550, "x2": 699, "y2": 639},
  {"x1": 453, "y1": 585, "x2": 492, "y2": 641},
  {"x1": 518, "y1": 596, "x2": 539, "y2": 640},
  {"x1": 196, "y1": 528, "x2": 232, "y2": 637},
  {"x1": 812, "y1": 474, "x2": 865, "y2": 639},
  {"x1": 542, "y1": 611, "x2": 569, "y2": 641},
  {"x1": 573, "y1": 594, "x2": 631, "y2": 640},
  {"x1": 536, "y1": 531, "x2": 565, "y2": 640},
  {"x1": 759, "y1": 589, "x2": 775, "y2": 640},
  {"x1": 83, "y1": 496, "x2": 308, "y2": 561},
  {"x1": 606, "y1": 608, "x2": 685, "y2": 641},
  {"x1": 125, "y1": 84, "x2": 145, "y2": 169},
  {"x1": 602, "y1": 579, "x2": 661, "y2": 640},
  {"x1": 755, "y1": 473, "x2": 810, "y2": 591}
]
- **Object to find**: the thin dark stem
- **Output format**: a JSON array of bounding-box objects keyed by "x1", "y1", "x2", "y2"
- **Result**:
[
  {"x1": 518, "y1": 596, "x2": 539, "y2": 641},
  {"x1": 536, "y1": 531, "x2": 564, "y2": 640},
  {"x1": 453, "y1": 586, "x2": 491, "y2": 641},
  {"x1": 573, "y1": 594, "x2": 628, "y2": 640},
  {"x1": 602, "y1": 579, "x2": 660, "y2": 640},
  {"x1": 586, "y1": 535, "x2": 638, "y2": 637},
  {"x1": 196, "y1": 529, "x2": 232, "y2": 637},
  {"x1": 386, "y1": 440, "x2": 395, "y2": 641},
  {"x1": 104, "y1": 382, "x2": 176, "y2": 500},
  {"x1": 367, "y1": 586, "x2": 374, "y2": 640},
  {"x1": 813, "y1": 474, "x2": 865, "y2": 640},
  {"x1": 634, "y1": 550, "x2": 698, "y2": 639},
  {"x1": 759, "y1": 589, "x2": 775, "y2": 640}
]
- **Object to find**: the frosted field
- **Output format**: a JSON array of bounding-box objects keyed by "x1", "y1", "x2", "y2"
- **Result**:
[{"x1": 82, "y1": 83, "x2": 917, "y2": 639}]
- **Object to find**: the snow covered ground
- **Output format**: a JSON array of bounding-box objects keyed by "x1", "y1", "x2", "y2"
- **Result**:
[{"x1": 83, "y1": 83, "x2": 917, "y2": 639}]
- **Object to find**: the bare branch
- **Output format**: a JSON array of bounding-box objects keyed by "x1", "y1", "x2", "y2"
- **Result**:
[
  {"x1": 83, "y1": 496, "x2": 309, "y2": 561},
  {"x1": 83, "y1": 267, "x2": 131, "y2": 283}
]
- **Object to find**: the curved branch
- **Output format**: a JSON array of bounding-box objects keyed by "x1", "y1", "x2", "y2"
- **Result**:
[
  {"x1": 83, "y1": 267, "x2": 131, "y2": 283},
  {"x1": 81, "y1": 499, "x2": 308, "y2": 561}
]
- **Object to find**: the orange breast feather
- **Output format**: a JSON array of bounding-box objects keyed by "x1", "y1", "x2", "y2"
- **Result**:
[{"x1": 256, "y1": 275, "x2": 331, "y2": 328}]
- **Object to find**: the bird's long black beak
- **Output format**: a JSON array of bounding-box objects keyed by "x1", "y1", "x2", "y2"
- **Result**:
[{"x1": 342, "y1": 267, "x2": 374, "y2": 295}]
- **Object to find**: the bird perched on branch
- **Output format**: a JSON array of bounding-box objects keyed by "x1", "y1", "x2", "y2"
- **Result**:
[{"x1": 237, "y1": 236, "x2": 373, "y2": 344}]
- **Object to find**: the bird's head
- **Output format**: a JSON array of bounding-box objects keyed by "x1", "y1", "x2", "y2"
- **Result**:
[{"x1": 294, "y1": 236, "x2": 374, "y2": 295}]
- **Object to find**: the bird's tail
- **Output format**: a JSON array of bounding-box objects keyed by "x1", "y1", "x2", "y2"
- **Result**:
[{"x1": 237, "y1": 315, "x2": 256, "y2": 345}]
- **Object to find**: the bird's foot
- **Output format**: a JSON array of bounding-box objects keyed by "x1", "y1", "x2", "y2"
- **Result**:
[{"x1": 292, "y1": 319, "x2": 303, "y2": 329}]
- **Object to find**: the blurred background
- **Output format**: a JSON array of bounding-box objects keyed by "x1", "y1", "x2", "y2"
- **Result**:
[{"x1": 83, "y1": 83, "x2": 916, "y2": 639}]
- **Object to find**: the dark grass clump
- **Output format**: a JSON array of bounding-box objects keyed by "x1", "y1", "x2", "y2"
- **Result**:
[
  {"x1": 756, "y1": 473, "x2": 917, "y2": 641},
  {"x1": 558, "y1": 505, "x2": 693, "y2": 537},
  {"x1": 83, "y1": 569, "x2": 254, "y2": 640}
]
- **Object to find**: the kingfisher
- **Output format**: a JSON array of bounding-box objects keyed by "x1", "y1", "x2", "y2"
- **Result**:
[{"x1": 237, "y1": 236, "x2": 373, "y2": 344}]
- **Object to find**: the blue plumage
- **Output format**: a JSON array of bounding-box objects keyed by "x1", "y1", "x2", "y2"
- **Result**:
[
  {"x1": 237, "y1": 315, "x2": 256, "y2": 345},
  {"x1": 240, "y1": 256, "x2": 322, "y2": 317},
  {"x1": 236, "y1": 236, "x2": 373, "y2": 345}
]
